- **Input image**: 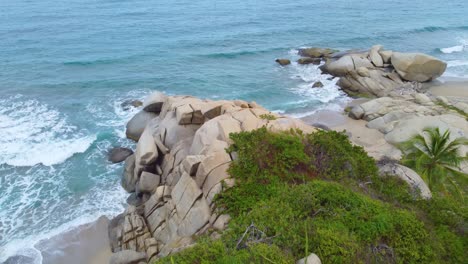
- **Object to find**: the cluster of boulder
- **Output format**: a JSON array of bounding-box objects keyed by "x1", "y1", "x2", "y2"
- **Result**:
[
  {"x1": 109, "y1": 92, "x2": 316, "y2": 263},
  {"x1": 277, "y1": 45, "x2": 467, "y2": 199},
  {"x1": 277, "y1": 45, "x2": 448, "y2": 97}
]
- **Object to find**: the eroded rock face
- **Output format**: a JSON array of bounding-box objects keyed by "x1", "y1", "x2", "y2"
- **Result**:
[
  {"x1": 391, "y1": 52, "x2": 447, "y2": 82},
  {"x1": 112, "y1": 93, "x2": 317, "y2": 262}
]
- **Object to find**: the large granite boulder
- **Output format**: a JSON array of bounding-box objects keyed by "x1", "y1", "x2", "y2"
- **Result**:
[
  {"x1": 126, "y1": 111, "x2": 158, "y2": 141},
  {"x1": 337, "y1": 68, "x2": 405, "y2": 97},
  {"x1": 391, "y1": 52, "x2": 447, "y2": 82},
  {"x1": 320, "y1": 54, "x2": 373, "y2": 77},
  {"x1": 379, "y1": 163, "x2": 432, "y2": 199}
]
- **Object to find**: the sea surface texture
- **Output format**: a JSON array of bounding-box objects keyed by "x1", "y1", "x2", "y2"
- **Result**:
[{"x1": 0, "y1": 0, "x2": 467, "y2": 262}]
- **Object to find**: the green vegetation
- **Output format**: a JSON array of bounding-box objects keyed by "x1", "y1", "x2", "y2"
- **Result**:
[
  {"x1": 400, "y1": 127, "x2": 467, "y2": 199},
  {"x1": 156, "y1": 128, "x2": 467, "y2": 264},
  {"x1": 259, "y1": 113, "x2": 277, "y2": 121}
]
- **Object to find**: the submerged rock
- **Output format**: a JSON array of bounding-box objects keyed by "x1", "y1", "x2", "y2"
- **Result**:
[
  {"x1": 108, "y1": 147, "x2": 134, "y2": 163},
  {"x1": 275, "y1": 58, "x2": 291, "y2": 66},
  {"x1": 312, "y1": 81, "x2": 324, "y2": 88},
  {"x1": 121, "y1": 99, "x2": 143, "y2": 111}
]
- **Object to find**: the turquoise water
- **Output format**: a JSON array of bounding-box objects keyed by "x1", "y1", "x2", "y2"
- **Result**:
[{"x1": 1, "y1": 0, "x2": 468, "y2": 261}]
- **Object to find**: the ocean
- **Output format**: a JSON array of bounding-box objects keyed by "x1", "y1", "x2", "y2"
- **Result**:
[{"x1": 1, "y1": 0, "x2": 467, "y2": 262}]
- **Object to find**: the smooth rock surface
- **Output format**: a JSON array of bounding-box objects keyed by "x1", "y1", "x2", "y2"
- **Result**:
[
  {"x1": 391, "y1": 52, "x2": 447, "y2": 82},
  {"x1": 126, "y1": 111, "x2": 158, "y2": 141},
  {"x1": 379, "y1": 163, "x2": 432, "y2": 199}
]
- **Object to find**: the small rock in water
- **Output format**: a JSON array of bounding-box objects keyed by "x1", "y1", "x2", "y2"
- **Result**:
[
  {"x1": 312, "y1": 81, "x2": 324, "y2": 88},
  {"x1": 121, "y1": 99, "x2": 143, "y2": 111},
  {"x1": 108, "y1": 147, "x2": 134, "y2": 163},
  {"x1": 275, "y1": 58, "x2": 291, "y2": 66},
  {"x1": 297, "y1": 57, "x2": 321, "y2": 65}
]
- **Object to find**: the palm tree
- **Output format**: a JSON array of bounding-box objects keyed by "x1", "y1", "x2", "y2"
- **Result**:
[{"x1": 400, "y1": 127, "x2": 467, "y2": 199}]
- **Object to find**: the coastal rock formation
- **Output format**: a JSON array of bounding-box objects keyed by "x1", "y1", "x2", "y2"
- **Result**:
[
  {"x1": 300, "y1": 45, "x2": 447, "y2": 97},
  {"x1": 110, "y1": 93, "x2": 316, "y2": 263}
]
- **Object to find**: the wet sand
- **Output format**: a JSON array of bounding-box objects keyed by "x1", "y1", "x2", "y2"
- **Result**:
[
  {"x1": 36, "y1": 216, "x2": 111, "y2": 264},
  {"x1": 427, "y1": 79, "x2": 468, "y2": 97}
]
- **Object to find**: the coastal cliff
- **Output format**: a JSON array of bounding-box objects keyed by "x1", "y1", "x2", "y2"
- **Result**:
[{"x1": 106, "y1": 46, "x2": 467, "y2": 264}]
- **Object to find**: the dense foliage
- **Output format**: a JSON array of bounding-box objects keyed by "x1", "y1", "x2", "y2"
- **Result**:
[{"x1": 156, "y1": 128, "x2": 467, "y2": 264}]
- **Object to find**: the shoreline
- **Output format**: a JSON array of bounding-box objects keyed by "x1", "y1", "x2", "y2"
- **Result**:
[
  {"x1": 41, "y1": 81, "x2": 468, "y2": 264},
  {"x1": 36, "y1": 216, "x2": 112, "y2": 264}
]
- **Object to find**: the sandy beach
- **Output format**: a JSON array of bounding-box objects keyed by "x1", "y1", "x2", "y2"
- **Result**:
[
  {"x1": 35, "y1": 216, "x2": 111, "y2": 264},
  {"x1": 427, "y1": 79, "x2": 468, "y2": 98}
]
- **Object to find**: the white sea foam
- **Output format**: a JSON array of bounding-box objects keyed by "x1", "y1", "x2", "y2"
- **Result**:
[
  {"x1": 0, "y1": 96, "x2": 95, "y2": 166},
  {"x1": 440, "y1": 45, "x2": 465, "y2": 54},
  {"x1": 281, "y1": 49, "x2": 350, "y2": 115},
  {"x1": 0, "y1": 160, "x2": 127, "y2": 263},
  {"x1": 440, "y1": 38, "x2": 467, "y2": 54}
]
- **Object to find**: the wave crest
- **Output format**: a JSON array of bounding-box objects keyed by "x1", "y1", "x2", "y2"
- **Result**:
[{"x1": 0, "y1": 95, "x2": 95, "y2": 166}]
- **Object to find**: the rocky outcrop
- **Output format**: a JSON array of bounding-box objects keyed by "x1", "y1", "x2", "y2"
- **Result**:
[
  {"x1": 391, "y1": 52, "x2": 447, "y2": 82},
  {"x1": 311, "y1": 45, "x2": 446, "y2": 97},
  {"x1": 379, "y1": 163, "x2": 432, "y2": 199},
  {"x1": 346, "y1": 92, "x2": 468, "y2": 176},
  {"x1": 111, "y1": 93, "x2": 317, "y2": 263}
]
